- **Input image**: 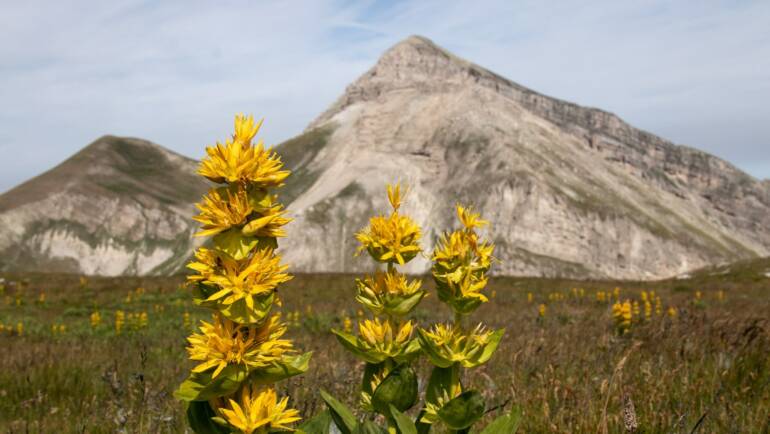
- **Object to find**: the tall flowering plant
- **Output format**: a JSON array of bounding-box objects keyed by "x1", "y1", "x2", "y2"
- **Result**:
[
  {"x1": 322, "y1": 184, "x2": 426, "y2": 432},
  {"x1": 416, "y1": 204, "x2": 506, "y2": 433},
  {"x1": 176, "y1": 115, "x2": 310, "y2": 434}
]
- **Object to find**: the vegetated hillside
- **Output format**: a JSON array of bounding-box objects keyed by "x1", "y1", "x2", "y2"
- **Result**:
[
  {"x1": 0, "y1": 136, "x2": 209, "y2": 275},
  {"x1": 684, "y1": 256, "x2": 770, "y2": 285},
  {"x1": 277, "y1": 35, "x2": 770, "y2": 280}
]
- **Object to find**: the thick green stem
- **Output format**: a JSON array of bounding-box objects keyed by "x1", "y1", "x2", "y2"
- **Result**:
[{"x1": 453, "y1": 311, "x2": 464, "y2": 331}]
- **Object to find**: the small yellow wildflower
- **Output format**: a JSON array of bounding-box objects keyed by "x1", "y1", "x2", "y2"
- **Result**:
[
  {"x1": 90, "y1": 311, "x2": 101, "y2": 328},
  {"x1": 115, "y1": 310, "x2": 125, "y2": 334},
  {"x1": 538, "y1": 303, "x2": 546, "y2": 318}
]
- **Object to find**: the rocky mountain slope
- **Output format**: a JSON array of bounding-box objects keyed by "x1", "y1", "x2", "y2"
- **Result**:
[
  {"x1": 1, "y1": 35, "x2": 768, "y2": 279},
  {"x1": 276, "y1": 35, "x2": 770, "y2": 279},
  {"x1": 0, "y1": 136, "x2": 208, "y2": 275}
]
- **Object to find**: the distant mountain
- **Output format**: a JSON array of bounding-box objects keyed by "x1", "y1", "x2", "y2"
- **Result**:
[
  {"x1": 0, "y1": 136, "x2": 208, "y2": 275},
  {"x1": 276, "y1": 35, "x2": 770, "y2": 279},
  {"x1": 2, "y1": 35, "x2": 769, "y2": 279}
]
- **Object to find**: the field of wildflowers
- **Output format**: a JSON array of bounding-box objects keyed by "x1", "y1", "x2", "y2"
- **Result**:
[{"x1": 0, "y1": 271, "x2": 767, "y2": 433}]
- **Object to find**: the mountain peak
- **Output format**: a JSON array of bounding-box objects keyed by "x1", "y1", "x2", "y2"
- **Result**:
[
  {"x1": 382, "y1": 35, "x2": 450, "y2": 60},
  {"x1": 307, "y1": 36, "x2": 486, "y2": 129}
]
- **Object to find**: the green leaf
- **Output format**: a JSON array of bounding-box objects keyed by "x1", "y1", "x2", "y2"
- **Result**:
[
  {"x1": 425, "y1": 365, "x2": 460, "y2": 404},
  {"x1": 297, "y1": 410, "x2": 331, "y2": 434},
  {"x1": 383, "y1": 291, "x2": 427, "y2": 316},
  {"x1": 190, "y1": 283, "x2": 220, "y2": 306},
  {"x1": 248, "y1": 353, "x2": 312, "y2": 385},
  {"x1": 320, "y1": 389, "x2": 358, "y2": 434},
  {"x1": 393, "y1": 338, "x2": 423, "y2": 364},
  {"x1": 372, "y1": 365, "x2": 418, "y2": 416},
  {"x1": 479, "y1": 406, "x2": 522, "y2": 434},
  {"x1": 331, "y1": 329, "x2": 387, "y2": 364},
  {"x1": 212, "y1": 228, "x2": 258, "y2": 260},
  {"x1": 437, "y1": 390, "x2": 485, "y2": 430},
  {"x1": 353, "y1": 420, "x2": 388, "y2": 434},
  {"x1": 186, "y1": 401, "x2": 230, "y2": 434},
  {"x1": 218, "y1": 292, "x2": 275, "y2": 325},
  {"x1": 467, "y1": 329, "x2": 504, "y2": 368},
  {"x1": 174, "y1": 364, "x2": 249, "y2": 402},
  {"x1": 389, "y1": 405, "x2": 418, "y2": 434},
  {"x1": 245, "y1": 185, "x2": 272, "y2": 212}
]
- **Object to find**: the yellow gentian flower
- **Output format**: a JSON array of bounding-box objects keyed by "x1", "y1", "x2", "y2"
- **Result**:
[
  {"x1": 333, "y1": 318, "x2": 418, "y2": 364},
  {"x1": 214, "y1": 385, "x2": 300, "y2": 434},
  {"x1": 355, "y1": 184, "x2": 421, "y2": 265},
  {"x1": 198, "y1": 114, "x2": 290, "y2": 186},
  {"x1": 417, "y1": 323, "x2": 503, "y2": 368},
  {"x1": 187, "y1": 314, "x2": 293, "y2": 379},
  {"x1": 355, "y1": 271, "x2": 425, "y2": 316}
]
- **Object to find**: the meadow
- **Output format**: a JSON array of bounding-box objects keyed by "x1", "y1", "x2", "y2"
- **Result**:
[{"x1": 0, "y1": 266, "x2": 768, "y2": 434}]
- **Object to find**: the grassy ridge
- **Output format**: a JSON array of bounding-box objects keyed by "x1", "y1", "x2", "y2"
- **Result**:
[{"x1": 0, "y1": 272, "x2": 767, "y2": 433}]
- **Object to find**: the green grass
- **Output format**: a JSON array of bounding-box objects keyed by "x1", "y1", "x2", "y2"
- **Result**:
[{"x1": 0, "y1": 272, "x2": 768, "y2": 433}]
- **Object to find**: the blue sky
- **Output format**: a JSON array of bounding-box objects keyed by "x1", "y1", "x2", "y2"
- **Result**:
[{"x1": 1, "y1": 0, "x2": 769, "y2": 193}]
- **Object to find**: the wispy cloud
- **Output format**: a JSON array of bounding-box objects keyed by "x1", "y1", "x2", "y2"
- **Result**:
[{"x1": 1, "y1": 0, "x2": 769, "y2": 192}]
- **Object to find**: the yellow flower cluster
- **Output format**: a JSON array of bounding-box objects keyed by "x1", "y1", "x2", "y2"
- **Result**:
[
  {"x1": 431, "y1": 205, "x2": 495, "y2": 315},
  {"x1": 212, "y1": 386, "x2": 300, "y2": 434},
  {"x1": 187, "y1": 314, "x2": 293, "y2": 379},
  {"x1": 612, "y1": 300, "x2": 632, "y2": 334},
  {"x1": 418, "y1": 323, "x2": 500, "y2": 368},
  {"x1": 177, "y1": 115, "x2": 307, "y2": 434},
  {"x1": 198, "y1": 115, "x2": 289, "y2": 186},
  {"x1": 90, "y1": 311, "x2": 101, "y2": 328},
  {"x1": 355, "y1": 270, "x2": 424, "y2": 316},
  {"x1": 355, "y1": 184, "x2": 422, "y2": 265},
  {"x1": 115, "y1": 310, "x2": 125, "y2": 334}
]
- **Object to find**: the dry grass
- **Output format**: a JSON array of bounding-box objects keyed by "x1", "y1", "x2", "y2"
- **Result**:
[{"x1": 0, "y1": 272, "x2": 768, "y2": 433}]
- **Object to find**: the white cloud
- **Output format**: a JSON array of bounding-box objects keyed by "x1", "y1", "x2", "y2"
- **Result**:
[{"x1": 1, "y1": 0, "x2": 769, "y2": 192}]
